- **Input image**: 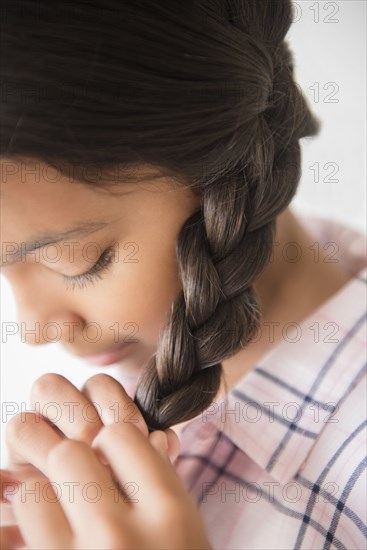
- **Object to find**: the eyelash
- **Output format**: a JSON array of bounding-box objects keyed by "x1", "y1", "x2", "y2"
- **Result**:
[{"x1": 62, "y1": 246, "x2": 115, "y2": 291}]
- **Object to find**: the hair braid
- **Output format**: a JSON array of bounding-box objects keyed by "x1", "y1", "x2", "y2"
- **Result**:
[
  {"x1": 134, "y1": 0, "x2": 321, "y2": 432},
  {"x1": 134, "y1": 175, "x2": 273, "y2": 431}
]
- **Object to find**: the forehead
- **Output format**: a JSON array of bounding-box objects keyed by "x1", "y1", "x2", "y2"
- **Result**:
[
  {"x1": 0, "y1": 159, "x2": 107, "y2": 233},
  {"x1": 0, "y1": 157, "x2": 198, "y2": 241},
  {"x1": 0, "y1": 158, "x2": 143, "y2": 251}
]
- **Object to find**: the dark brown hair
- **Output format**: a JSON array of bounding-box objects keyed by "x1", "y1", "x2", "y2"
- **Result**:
[{"x1": 1, "y1": 0, "x2": 321, "y2": 431}]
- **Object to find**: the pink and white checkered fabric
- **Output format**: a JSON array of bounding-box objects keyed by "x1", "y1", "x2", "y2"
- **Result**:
[{"x1": 173, "y1": 213, "x2": 367, "y2": 550}]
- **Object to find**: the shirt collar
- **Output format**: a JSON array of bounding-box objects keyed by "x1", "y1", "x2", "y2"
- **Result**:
[{"x1": 181, "y1": 216, "x2": 367, "y2": 486}]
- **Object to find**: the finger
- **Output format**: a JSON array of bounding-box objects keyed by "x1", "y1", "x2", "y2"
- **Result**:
[
  {"x1": 165, "y1": 428, "x2": 181, "y2": 464},
  {"x1": 10, "y1": 474, "x2": 73, "y2": 550},
  {"x1": 30, "y1": 373, "x2": 103, "y2": 445},
  {"x1": 0, "y1": 525, "x2": 26, "y2": 550},
  {"x1": 148, "y1": 429, "x2": 181, "y2": 465},
  {"x1": 81, "y1": 373, "x2": 148, "y2": 437},
  {"x1": 44, "y1": 439, "x2": 127, "y2": 539},
  {"x1": 5, "y1": 412, "x2": 63, "y2": 471},
  {"x1": 148, "y1": 431, "x2": 169, "y2": 462},
  {"x1": 1, "y1": 465, "x2": 55, "y2": 529},
  {"x1": 1, "y1": 470, "x2": 22, "y2": 505},
  {"x1": 92, "y1": 422, "x2": 189, "y2": 516}
]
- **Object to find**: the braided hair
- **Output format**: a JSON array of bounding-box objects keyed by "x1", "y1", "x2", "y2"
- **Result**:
[{"x1": 1, "y1": 0, "x2": 321, "y2": 431}]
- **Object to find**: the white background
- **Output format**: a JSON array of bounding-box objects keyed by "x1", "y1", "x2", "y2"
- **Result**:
[{"x1": 1, "y1": 1, "x2": 366, "y2": 467}]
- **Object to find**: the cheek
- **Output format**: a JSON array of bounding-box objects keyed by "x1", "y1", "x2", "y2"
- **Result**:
[{"x1": 86, "y1": 243, "x2": 182, "y2": 346}]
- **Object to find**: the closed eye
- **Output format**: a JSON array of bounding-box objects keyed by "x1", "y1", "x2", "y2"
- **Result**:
[{"x1": 62, "y1": 246, "x2": 115, "y2": 291}]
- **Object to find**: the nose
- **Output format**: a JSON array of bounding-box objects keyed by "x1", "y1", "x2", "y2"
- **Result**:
[
  {"x1": 17, "y1": 306, "x2": 85, "y2": 346},
  {"x1": 4, "y1": 265, "x2": 86, "y2": 346}
]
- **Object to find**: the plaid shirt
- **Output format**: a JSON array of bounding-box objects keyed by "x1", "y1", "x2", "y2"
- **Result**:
[{"x1": 172, "y1": 213, "x2": 367, "y2": 550}]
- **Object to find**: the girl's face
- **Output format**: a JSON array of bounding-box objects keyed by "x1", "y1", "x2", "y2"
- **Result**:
[{"x1": 0, "y1": 159, "x2": 201, "y2": 374}]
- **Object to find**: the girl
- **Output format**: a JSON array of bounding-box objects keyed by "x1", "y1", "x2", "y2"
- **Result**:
[{"x1": 1, "y1": 1, "x2": 366, "y2": 548}]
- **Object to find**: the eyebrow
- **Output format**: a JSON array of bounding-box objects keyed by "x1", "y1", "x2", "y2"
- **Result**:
[{"x1": 1, "y1": 221, "x2": 109, "y2": 268}]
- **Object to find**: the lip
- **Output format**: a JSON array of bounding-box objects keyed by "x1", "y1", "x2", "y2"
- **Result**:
[{"x1": 80, "y1": 342, "x2": 133, "y2": 366}]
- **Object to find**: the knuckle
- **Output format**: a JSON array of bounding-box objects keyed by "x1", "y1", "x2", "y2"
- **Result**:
[
  {"x1": 78, "y1": 417, "x2": 102, "y2": 445},
  {"x1": 93, "y1": 422, "x2": 115, "y2": 444},
  {"x1": 93, "y1": 422, "x2": 124, "y2": 448},
  {"x1": 5, "y1": 411, "x2": 41, "y2": 445},
  {"x1": 47, "y1": 438, "x2": 89, "y2": 469},
  {"x1": 83, "y1": 373, "x2": 115, "y2": 390},
  {"x1": 30, "y1": 373, "x2": 67, "y2": 402}
]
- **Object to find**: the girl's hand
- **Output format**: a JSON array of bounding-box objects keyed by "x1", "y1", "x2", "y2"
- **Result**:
[
  {"x1": 5, "y1": 417, "x2": 212, "y2": 549},
  {"x1": 1, "y1": 373, "x2": 180, "y2": 549},
  {"x1": 5, "y1": 373, "x2": 180, "y2": 469}
]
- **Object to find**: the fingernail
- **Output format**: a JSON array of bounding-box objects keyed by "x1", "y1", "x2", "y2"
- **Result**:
[{"x1": 157, "y1": 430, "x2": 169, "y2": 453}]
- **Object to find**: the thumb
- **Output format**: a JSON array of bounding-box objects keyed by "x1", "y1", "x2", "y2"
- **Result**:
[
  {"x1": 148, "y1": 429, "x2": 181, "y2": 464},
  {"x1": 165, "y1": 428, "x2": 181, "y2": 464}
]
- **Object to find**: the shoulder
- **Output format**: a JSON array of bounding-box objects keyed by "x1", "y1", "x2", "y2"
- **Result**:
[{"x1": 299, "y1": 368, "x2": 367, "y2": 549}]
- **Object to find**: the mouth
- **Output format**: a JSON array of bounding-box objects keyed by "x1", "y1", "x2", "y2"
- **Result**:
[{"x1": 78, "y1": 342, "x2": 133, "y2": 366}]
